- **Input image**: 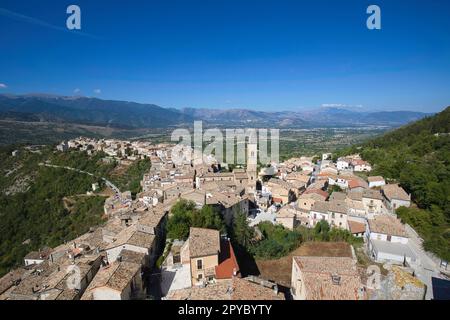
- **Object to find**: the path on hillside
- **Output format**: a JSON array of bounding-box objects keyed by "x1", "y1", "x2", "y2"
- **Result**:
[{"x1": 39, "y1": 163, "x2": 121, "y2": 195}]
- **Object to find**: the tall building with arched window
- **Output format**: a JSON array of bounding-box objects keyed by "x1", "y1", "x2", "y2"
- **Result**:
[{"x1": 247, "y1": 143, "x2": 257, "y2": 185}]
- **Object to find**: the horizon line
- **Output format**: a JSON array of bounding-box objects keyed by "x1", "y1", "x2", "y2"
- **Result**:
[{"x1": 0, "y1": 91, "x2": 442, "y2": 114}]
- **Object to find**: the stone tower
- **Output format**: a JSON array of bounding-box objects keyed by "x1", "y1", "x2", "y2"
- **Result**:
[{"x1": 247, "y1": 142, "x2": 258, "y2": 184}]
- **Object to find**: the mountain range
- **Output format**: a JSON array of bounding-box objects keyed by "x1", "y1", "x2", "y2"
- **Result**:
[{"x1": 0, "y1": 94, "x2": 433, "y2": 129}]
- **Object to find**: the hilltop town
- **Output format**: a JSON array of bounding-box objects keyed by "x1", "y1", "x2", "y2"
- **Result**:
[{"x1": 0, "y1": 136, "x2": 448, "y2": 300}]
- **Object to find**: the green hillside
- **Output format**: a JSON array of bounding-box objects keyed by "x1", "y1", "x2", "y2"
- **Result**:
[
  {"x1": 0, "y1": 146, "x2": 151, "y2": 276},
  {"x1": 339, "y1": 106, "x2": 450, "y2": 260}
]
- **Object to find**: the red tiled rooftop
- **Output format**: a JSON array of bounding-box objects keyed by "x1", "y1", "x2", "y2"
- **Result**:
[
  {"x1": 215, "y1": 239, "x2": 240, "y2": 279},
  {"x1": 348, "y1": 221, "x2": 366, "y2": 234},
  {"x1": 272, "y1": 197, "x2": 283, "y2": 203},
  {"x1": 304, "y1": 189, "x2": 328, "y2": 199},
  {"x1": 348, "y1": 179, "x2": 367, "y2": 189}
]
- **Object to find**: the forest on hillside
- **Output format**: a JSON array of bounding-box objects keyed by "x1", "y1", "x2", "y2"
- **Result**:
[
  {"x1": 338, "y1": 106, "x2": 450, "y2": 260},
  {"x1": 0, "y1": 146, "x2": 151, "y2": 276}
]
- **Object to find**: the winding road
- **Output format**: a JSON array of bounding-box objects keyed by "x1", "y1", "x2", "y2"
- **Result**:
[{"x1": 39, "y1": 163, "x2": 121, "y2": 195}]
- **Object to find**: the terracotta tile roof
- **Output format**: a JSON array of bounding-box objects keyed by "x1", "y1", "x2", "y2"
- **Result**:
[
  {"x1": 327, "y1": 200, "x2": 348, "y2": 214},
  {"x1": 348, "y1": 221, "x2": 366, "y2": 234},
  {"x1": 351, "y1": 159, "x2": 369, "y2": 166},
  {"x1": 303, "y1": 189, "x2": 328, "y2": 200},
  {"x1": 298, "y1": 192, "x2": 325, "y2": 202},
  {"x1": 138, "y1": 210, "x2": 167, "y2": 228},
  {"x1": 382, "y1": 184, "x2": 410, "y2": 201},
  {"x1": 285, "y1": 173, "x2": 311, "y2": 184},
  {"x1": 277, "y1": 206, "x2": 296, "y2": 218},
  {"x1": 329, "y1": 192, "x2": 346, "y2": 201},
  {"x1": 272, "y1": 197, "x2": 283, "y2": 204},
  {"x1": 231, "y1": 277, "x2": 284, "y2": 300},
  {"x1": 164, "y1": 280, "x2": 231, "y2": 300},
  {"x1": 311, "y1": 200, "x2": 329, "y2": 213},
  {"x1": 347, "y1": 190, "x2": 363, "y2": 201},
  {"x1": 202, "y1": 172, "x2": 234, "y2": 178},
  {"x1": 348, "y1": 179, "x2": 368, "y2": 189},
  {"x1": 368, "y1": 176, "x2": 385, "y2": 182},
  {"x1": 345, "y1": 198, "x2": 365, "y2": 212},
  {"x1": 362, "y1": 189, "x2": 384, "y2": 200},
  {"x1": 0, "y1": 269, "x2": 27, "y2": 295},
  {"x1": 165, "y1": 278, "x2": 284, "y2": 300},
  {"x1": 105, "y1": 225, "x2": 155, "y2": 250},
  {"x1": 368, "y1": 215, "x2": 407, "y2": 237},
  {"x1": 268, "y1": 178, "x2": 296, "y2": 190},
  {"x1": 318, "y1": 172, "x2": 335, "y2": 178},
  {"x1": 311, "y1": 199, "x2": 348, "y2": 214},
  {"x1": 189, "y1": 227, "x2": 220, "y2": 258},
  {"x1": 24, "y1": 247, "x2": 52, "y2": 260},
  {"x1": 120, "y1": 249, "x2": 146, "y2": 265},
  {"x1": 293, "y1": 256, "x2": 363, "y2": 300},
  {"x1": 207, "y1": 191, "x2": 242, "y2": 208},
  {"x1": 81, "y1": 262, "x2": 141, "y2": 299},
  {"x1": 215, "y1": 240, "x2": 240, "y2": 279}
]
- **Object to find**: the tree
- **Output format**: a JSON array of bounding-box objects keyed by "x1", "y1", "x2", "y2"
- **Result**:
[
  {"x1": 192, "y1": 205, "x2": 225, "y2": 233},
  {"x1": 232, "y1": 211, "x2": 254, "y2": 248},
  {"x1": 314, "y1": 220, "x2": 330, "y2": 241},
  {"x1": 328, "y1": 184, "x2": 342, "y2": 194},
  {"x1": 248, "y1": 222, "x2": 302, "y2": 259},
  {"x1": 166, "y1": 200, "x2": 226, "y2": 240}
]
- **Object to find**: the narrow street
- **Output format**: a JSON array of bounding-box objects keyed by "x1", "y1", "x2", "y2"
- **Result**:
[
  {"x1": 248, "y1": 208, "x2": 276, "y2": 227},
  {"x1": 405, "y1": 224, "x2": 442, "y2": 300}
]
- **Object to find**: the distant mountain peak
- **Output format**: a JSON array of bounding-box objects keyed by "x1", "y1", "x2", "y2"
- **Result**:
[{"x1": 0, "y1": 93, "x2": 435, "y2": 129}]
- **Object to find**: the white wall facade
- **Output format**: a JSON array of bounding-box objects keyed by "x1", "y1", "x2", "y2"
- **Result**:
[
  {"x1": 291, "y1": 260, "x2": 306, "y2": 300},
  {"x1": 24, "y1": 258, "x2": 44, "y2": 266},
  {"x1": 337, "y1": 160, "x2": 350, "y2": 170},
  {"x1": 368, "y1": 232, "x2": 409, "y2": 244},
  {"x1": 369, "y1": 180, "x2": 385, "y2": 188}
]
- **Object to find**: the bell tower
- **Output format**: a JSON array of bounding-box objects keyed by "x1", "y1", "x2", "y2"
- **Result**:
[{"x1": 247, "y1": 143, "x2": 257, "y2": 184}]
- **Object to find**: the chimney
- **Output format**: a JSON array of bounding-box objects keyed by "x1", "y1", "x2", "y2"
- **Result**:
[
  {"x1": 331, "y1": 274, "x2": 341, "y2": 285},
  {"x1": 273, "y1": 284, "x2": 279, "y2": 295}
]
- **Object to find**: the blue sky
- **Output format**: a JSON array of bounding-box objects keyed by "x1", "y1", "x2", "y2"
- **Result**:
[{"x1": 0, "y1": 0, "x2": 449, "y2": 112}]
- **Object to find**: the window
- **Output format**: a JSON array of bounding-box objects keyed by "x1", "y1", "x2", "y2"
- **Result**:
[
  {"x1": 197, "y1": 259, "x2": 203, "y2": 270},
  {"x1": 198, "y1": 274, "x2": 203, "y2": 280},
  {"x1": 340, "y1": 214, "x2": 343, "y2": 218}
]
